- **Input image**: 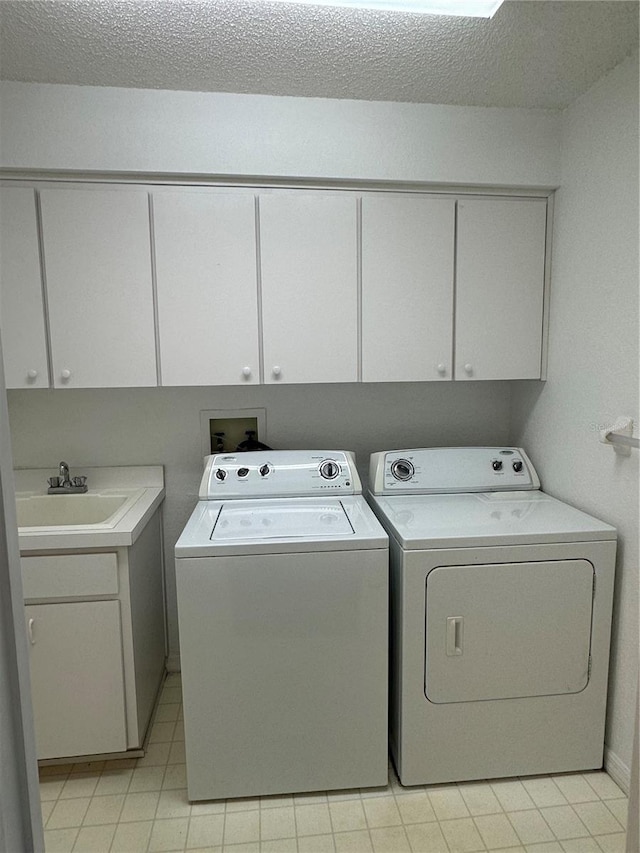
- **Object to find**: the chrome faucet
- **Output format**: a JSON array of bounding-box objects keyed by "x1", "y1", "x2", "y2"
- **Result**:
[{"x1": 48, "y1": 462, "x2": 87, "y2": 494}]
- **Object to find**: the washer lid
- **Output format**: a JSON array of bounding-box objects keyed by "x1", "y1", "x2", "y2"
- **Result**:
[
  {"x1": 175, "y1": 495, "x2": 388, "y2": 557},
  {"x1": 369, "y1": 491, "x2": 616, "y2": 548},
  {"x1": 211, "y1": 500, "x2": 354, "y2": 541}
]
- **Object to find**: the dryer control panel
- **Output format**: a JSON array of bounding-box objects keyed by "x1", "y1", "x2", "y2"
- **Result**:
[
  {"x1": 200, "y1": 450, "x2": 361, "y2": 499},
  {"x1": 369, "y1": 447, "x2": 540, "y2": 495}
]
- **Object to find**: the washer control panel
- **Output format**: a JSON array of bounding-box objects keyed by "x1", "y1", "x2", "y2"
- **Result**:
[
  {"x1": 200, "y1": 450, "x2": 361, "y2": 499},
  {"x1": 369, "y1": 447, "x2": 540, "y2": 495}
]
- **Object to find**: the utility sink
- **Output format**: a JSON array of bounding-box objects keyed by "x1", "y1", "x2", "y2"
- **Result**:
[
  {"x1": 16, "y1": 492, "x2": 140, "y2": 529},
  {"x1": 14, "y1": 467, "x2": 165, "y2": 549}
]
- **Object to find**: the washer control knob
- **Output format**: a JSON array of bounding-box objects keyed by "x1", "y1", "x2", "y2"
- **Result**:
[
  {"x1": 492, "y1": 460, "x2": 503, "y2": 471},
  {"x1": 319, "y1": 459, "x2": 340, "y2": 480},
  {"x1": 513, "y1": 460, "x2": 523, "y2": 472},
  {"x1": 215, "y1": 468, "x2": 227, "y2": 481},
  {"x1": 391, "y1": 459, "x2": 415, "y2": 481},
  {"x1": 259, "y1": 463, "x2": 271, "y2": 477},
  {"x1": 237, "y1": 467, "x2": 249, "y2": 478}
]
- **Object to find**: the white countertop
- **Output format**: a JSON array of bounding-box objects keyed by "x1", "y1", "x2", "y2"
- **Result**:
[{"x1": 15, "y1": 466, "x2": 165, "y2": 552}]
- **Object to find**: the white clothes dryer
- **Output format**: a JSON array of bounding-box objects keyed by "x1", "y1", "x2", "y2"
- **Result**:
[
  {"x1": 175, "y1": 451, "x2": 389, "y2": 801},
  {"x1": 367, "y1": 447, "x2": 617, "y2": 787}
]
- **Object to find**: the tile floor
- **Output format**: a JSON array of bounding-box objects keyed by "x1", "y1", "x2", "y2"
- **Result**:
[{"x1": 40, "y1": 673, "x2": 629, "y2": 853}]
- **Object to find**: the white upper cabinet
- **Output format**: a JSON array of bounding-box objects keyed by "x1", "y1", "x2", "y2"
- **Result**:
[
  {"x1": 0, "y1": 187, "x2": 49, "y2": 388},
  {"x1": 153, "y1": 189, "x2": 259, "y2": 386},
  {"x1": 40, "y1": 188, "x2": 157, "y2": 388},
  {"x1": 259, "y1": 192, "x2": 358, "y2": 384},
  {"x1": 455, "y1": 197, "x2": 547, "y2": 380},
  {"x1": 0, "y1": 181, "x2": 549, "y2": 390},
  {"x1": 361, "y1": 194, "x2": 455, "y2": 382}
]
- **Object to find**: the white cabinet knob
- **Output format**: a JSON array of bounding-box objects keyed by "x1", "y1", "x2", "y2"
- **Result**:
[
  {"x1": 27, "y1": 369, "x2": 38, "y2": 380},
  {"x1": 437, "y1": 364, "x2": 446, "y2": 375},
  {"x1": 61, "y1": 369, "x2": 72, "y2": 381},
  {"x1": 464, "y1": 363, "x2": 473, "y2": 374},
  {"x1": 272, "y1": 366, "x2": 282, "y2": 378},
  {"x1": 242, "y1": 366, "x2": 252, "y2": 378}
]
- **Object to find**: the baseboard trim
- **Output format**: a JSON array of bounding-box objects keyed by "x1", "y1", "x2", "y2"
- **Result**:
[
  {"x1": 605, "y1": 745, "x2": 631, "y2": 795},
  {"x1": 166, "y1": 653, "x2": 181, "y2": 673}
]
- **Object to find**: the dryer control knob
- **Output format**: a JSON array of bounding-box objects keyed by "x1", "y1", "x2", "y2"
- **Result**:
[
  {"x1": 237, "y1": 467, "x2": 249, "y2": 478},
  {"x1": 259, "y1": 464, "x2": 271, "y2": 477},
  {"x1": 215, "y1": 468, "x2": 227, "y2": 481},
  {"x1": 391, "y1": 459, "x2": 415, "y2": 481},
  {"x1": 492, "y1": 460, "x2": 503, "y2": 471},
  {"x1": 513, "y1": 460, "x2": 523, "y2": 472}
]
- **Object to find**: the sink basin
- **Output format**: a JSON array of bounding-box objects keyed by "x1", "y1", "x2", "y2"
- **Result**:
[{"x1": 16, "y1": 493, "x2": 133, "y2": 528}]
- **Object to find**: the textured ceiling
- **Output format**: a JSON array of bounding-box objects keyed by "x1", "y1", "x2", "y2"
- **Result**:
[{"x1": 0, "y1": 0, "x2": 638, "y2": 109}]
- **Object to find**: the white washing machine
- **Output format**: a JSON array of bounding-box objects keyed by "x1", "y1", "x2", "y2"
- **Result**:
[
  {"x1": 175, "y1": 450, "x2": 389, "y2": 801},
  {"x1": 367, "y1": 446, "x2": 617, "y2": 787}
]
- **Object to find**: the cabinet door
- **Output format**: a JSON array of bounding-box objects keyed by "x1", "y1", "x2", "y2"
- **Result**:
[
  {"x1": 25, "y1": 601, "x2": 127, "y2": 759},
  {"x1": 455, "y1": 197, "x2": 547, "y2": 380},
  {"x1": 153, "y1": 189, "x2": 259, "y2": 385},
  {"x1": 40, "y1": 188, "x2": 157, "y2": 388},
  {"x1": 259, "y1": 192, "x2": 358, "y2": 384},
  {"x1": 362, "y1": 194, "x2": 454, "y2": 382},
  {"x1": 0, "y1": 187, "x2": 49, "y2": 388}
]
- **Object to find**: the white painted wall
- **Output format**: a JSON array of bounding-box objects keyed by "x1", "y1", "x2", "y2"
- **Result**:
[
  {"x1": 0, "y1": 81, "x2": 560, "y2": 186},
  {"x1": 8, "y1": 382, "x2": 511, "y2": 664},
  {"x1": 511, "y1": 51, "x2": 639, "y2": 789}
]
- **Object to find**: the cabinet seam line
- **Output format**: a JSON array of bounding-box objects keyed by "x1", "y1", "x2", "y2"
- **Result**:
[
  {"x1": 34, "y1": 189, "x2": 54, "y2": 388},
  {"x1": 452, "y1": 199, "x2": 458, "y2": 381},
  {"x1": 357, "y1": 196, "x2": 363, "y2": 383},
  {"x1": 148, "y1": 193, "x2": 163, "y2": 387},
  {"x1": 255, "y1": 195, "x2": 265, "y2": 385},
  {"x1": 540, "y1": 195, "x2": 553, "y2": 381}
]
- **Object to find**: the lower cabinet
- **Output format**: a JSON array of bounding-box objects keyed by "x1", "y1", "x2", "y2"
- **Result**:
[
  {"x1": 25, "y1": 601, "x2": 127, "y2": 759},
  {"x1": 21, "y1": 511, "x2": 165, "y2": 761}
]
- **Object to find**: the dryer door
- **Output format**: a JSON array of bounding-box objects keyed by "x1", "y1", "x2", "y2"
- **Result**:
[{"x1": 425, "y1": 559, "x2": 594, "y2": 704}]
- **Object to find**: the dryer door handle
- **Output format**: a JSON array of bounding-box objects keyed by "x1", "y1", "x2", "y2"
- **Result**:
[{"x1": 446, "y1": 616, "x2": 464, "y2": 656}]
